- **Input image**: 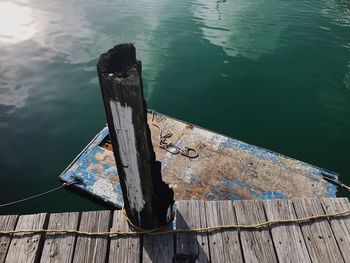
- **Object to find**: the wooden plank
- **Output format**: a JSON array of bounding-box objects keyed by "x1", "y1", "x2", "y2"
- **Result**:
[
  {"x1": 292, "y1": 198, "x2": 344, "y2": 262},
  {"x1": 0, "y1": 215, "x2": 18, "y2": 263},
  {"x1": 72, "y1": 211, "x2": 111, "y2": 263},
  {"x1": 321, "y1": 198, "x2": 350, "y2": 262},
  {"x1": 40, "y1": 212, "x2": 79, "y2": 263},
  {"x1": 5, "y1": 213, "x2": 47, "y2": 263},
  {"x1": 234, "y1": 200, "x2": 277, "y2": 263},
  {"x1": 205, "y1": 201, "x2": 244, "y2": 263},
  {"x1": 263, "y1": 199, "x2": 311, "y2": 263},
  {"x1": 143, "y1": 221, "x2": 174, "y2": 263},
  {"x1": 108, "y1": 210, "x2": 140, "y2": 263},
  {"x1": 176, "y1": 200, "x2": 210, "y2": 262}
]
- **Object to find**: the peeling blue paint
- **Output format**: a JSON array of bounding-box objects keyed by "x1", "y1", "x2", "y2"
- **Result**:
[
  {"x1": 59, "y1": 113, "x2": 339, "y2": 208},
  {"x1": 260, "y1": 191, "x2": 287, "y2": 200},
  {"x1": 226, "y1": 193, "x2": 241, "y2": 200},
  {"x1": 220, "y1": 137, "x2": 281, "y2": 164},
  {"x1": 205, "y1": 191, "x2": 220, "y2": 201},
  {"x1": 221, "y1": 178, "x2": 236, "y2": 191}
]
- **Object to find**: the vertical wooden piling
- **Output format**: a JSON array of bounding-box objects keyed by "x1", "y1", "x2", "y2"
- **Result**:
[{"x1": 97, "y1": 43, "x2": 174, "y2": 229}]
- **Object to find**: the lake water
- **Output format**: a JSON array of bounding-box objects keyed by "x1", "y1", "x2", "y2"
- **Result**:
[{"x1": 0, "y1": 0, "x2": 350, "y2": 214}]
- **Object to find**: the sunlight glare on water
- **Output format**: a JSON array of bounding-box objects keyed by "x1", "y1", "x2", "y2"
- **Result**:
[{"x1": 0, "y1": 2, "x2": 36, "y2": 44}]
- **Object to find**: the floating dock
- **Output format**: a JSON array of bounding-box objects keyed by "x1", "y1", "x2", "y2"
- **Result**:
[
  {"x1": 60, "y1": 110, "x2": 338, "y2": 208},
  {"x1": 1, "y1": 198, "x2": 350, "y2": 262}
]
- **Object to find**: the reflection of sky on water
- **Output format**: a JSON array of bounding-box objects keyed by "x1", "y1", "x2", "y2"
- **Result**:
[
  {"x1": 322, "y1": 0, "x2": 350, "y2": 91},
  {"x1": 0, "y1": 0, "x2": 169, "y2": 108},
  {"x1": 323, "y1": 0, "x2": 350, "y2": 28},
  {"x1": 318, "y1": 0, "x2": 350, "y2": 137},
  {"x1": 0, "y1": 0, "x2": 349, "y2": 112},
  {"x1": 0, "y1": 1, "x2": 35, "y2": 108},
  {"x1": 32, "y1": 0, "x2": 169, "y2": 100},
  {"x1": 191, "y1": 0, "x2": 288, "y2": 60},
  {"x1": 0, "y1": 2, "x2": 36, "y2": 44}
]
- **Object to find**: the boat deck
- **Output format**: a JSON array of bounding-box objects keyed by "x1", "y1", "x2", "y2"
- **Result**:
[
  {"x1": 59, "y1": 111, "x2": 338, "y2": 208},
  {"x1": 1, "y1": 198, "x2": 350, "y2": 262}
]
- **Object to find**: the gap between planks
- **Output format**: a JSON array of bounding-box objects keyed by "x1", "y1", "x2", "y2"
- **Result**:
[{"x1": 0, "y1": 198, "x2": 350, "y2": 263}]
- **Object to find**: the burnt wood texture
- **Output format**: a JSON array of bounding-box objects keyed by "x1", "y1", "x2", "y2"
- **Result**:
[{"x1": 97, "y1": 43, "x2": 174, "y2": 229}]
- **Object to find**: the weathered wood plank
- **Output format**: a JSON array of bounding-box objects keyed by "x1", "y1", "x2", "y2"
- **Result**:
[
  {"x1": 97, "y1": 43, "x2": 174, "y2": 229},
  {"x1": 40, "y1": 212, "x2": 79, "y2": 263},
  {"x1": 143, "y1": 223, "x2": 174, "y2": 262},
  {"x1": 321, "y1": 198, "x2": 350, "y2": 262},
  {"x1": 5, "y1": 213, "x2": 47, "y2": 263},
  {"x1": 72, "y1": 211, "x2": 111, "y2": 263},
  {"x1": 234, "y1": 200, "x2": 277, "y2": 263},
  {"x1": 108, "y1": 210, "x2": 140, "y2": 263},
  {"x1": 263, "y1": 199, "x2": 311, "y2": 263},
  {"x1": 176, "y1": 200, "x2": 210, "y2": 262},
  {"x1": 292, "y1": 198, "x2": 344, "y2": 262},
  {"x1": 205, "y1": 201, "x2": 243, "y2": 263},
  {"x1": 0, "y1": 215, "x2": 18, "y2": 263}
]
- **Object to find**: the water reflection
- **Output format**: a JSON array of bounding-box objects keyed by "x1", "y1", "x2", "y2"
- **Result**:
[
  {"x1": 0, "y1": 2, "x2": 36, "y2": 44},
  {"x1": 345, "y1": 63, "x2": 350, "y2": 90},
  {"x1": 323, "y1": 0, "x2": 350, "y2": 27},
  {"x1": 191, "y1": 0, "x2": 289, "y2": 60},
  {"x1": 0, "y1": 0, "x2": 171, "y2": 109},
  {"x1": 32, "y1": 0, "x2": 169, "y2": 99}
]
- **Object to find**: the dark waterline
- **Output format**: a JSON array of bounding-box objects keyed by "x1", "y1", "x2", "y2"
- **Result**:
[{"x1": 0, "y1": 0, "x2": 350, "y2": 214}]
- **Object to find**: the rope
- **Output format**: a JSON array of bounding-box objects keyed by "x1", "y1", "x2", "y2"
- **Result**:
[
  {"x1": 322, "y1": 175, "x2": 350, "y2": 191},
  {"x1": 0, "y1": 181, "x2": 78, "y2": 208},
  {"x1": 121, "y1": 208, "x2": 174, "y2": 233},
  {"x1": 1, "y1": 111, "x2": 348, "y2": 236},
  {"x1": 151, "y1": 111, "x2": 198, "y2": 159},
  {"x1": 0, "y1": 208, "x2": 349, "y2": 236}
]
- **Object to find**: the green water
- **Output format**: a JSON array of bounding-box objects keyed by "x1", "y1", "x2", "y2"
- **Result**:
[{"x1": 0, "y1": 0, "x2": 350, "y2": 214}]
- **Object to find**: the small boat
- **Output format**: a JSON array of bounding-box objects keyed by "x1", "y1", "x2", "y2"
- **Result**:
[{"x1": 59, "y1": 110, "x2": 338, "y2": 208}]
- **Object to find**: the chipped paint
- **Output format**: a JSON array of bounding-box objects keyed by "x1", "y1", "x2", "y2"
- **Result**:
[
  {"x1": 59, "y1": 110, "x2": 339, "y2": 208},
  {"x1": 109, "y1": 100, "x2": 145, "y2": 216}
]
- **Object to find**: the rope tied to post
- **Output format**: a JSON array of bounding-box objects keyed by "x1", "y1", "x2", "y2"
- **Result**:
[{"x1": 151, "y1": 111, "x2": 198, "y2": 159}]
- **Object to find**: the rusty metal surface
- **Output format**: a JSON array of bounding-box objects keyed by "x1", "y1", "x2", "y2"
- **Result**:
[{"x1": 59, "y1": 111, "x2": 338, "y2": 208}]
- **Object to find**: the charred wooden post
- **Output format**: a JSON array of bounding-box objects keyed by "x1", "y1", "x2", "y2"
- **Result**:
[{"x1": 97, "y1": 44, "x2": 174, "y2": 229}]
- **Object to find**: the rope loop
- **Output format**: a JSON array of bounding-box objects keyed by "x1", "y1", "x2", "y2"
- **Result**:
[
  {"x1": 180, "y1": 147, "x2": 198, "y2": 159},
  {"x1": 151, "y1": 111, "x2": 198, "y2": 159}
]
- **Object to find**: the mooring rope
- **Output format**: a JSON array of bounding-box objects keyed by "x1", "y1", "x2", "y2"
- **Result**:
[
  {"x1": 0, "y1": 181, "x2": 78, "y2": 208},
  {"x1": 151, "y1": 111, "x2": 198, "y2": 159},
  {"x1": 0, "y1": 208, "x2": 350, "y2": 236},
  {"x1": 322, "y1": 175, "x2": 350, "y2": 191},
  {"x1": 1, "y1": 112, "x2": 349, "y2": 236}
]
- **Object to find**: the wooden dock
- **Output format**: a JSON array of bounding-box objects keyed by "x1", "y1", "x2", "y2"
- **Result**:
[{"x1": 1, "y1": 198, "x2": 350, "y2": 262}]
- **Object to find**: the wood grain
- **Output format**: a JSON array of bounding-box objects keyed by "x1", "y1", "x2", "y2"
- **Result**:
[
  {"x1": 97, "y1": 43, "x2": 173, "y2": 229},
  {"x1": 143, "y1": 222, "x2": 174, "y2": 263},
  {"x1": 5, "y1": 213, "x2": 47, "y2": 263},
  {"x1": 0, "y1": 215, "x2": 18, "y2": 263},
  {"x1": 40, "y1": 212, "x2": 79, "y2": 263},
  {"x1": 321, "y1": 198, "x2": 350, "y2": 262},
  {"x1": 176, "y1": 200, "x2": 210, "y2": 262},
  {"x1": 264, "y1": 199, "x2": 311, "y2": 263},
  {"x1": 109, "y1": 210, "x2": 140, "y2": 263},
  {"x1": 205, "y1": 201, "x2": 244, "y2": 263},
  {"x1": 234, "y1": 200, "x2": 278, "y2": 263},
  {"x1": 72, "y1": 211, "x2": 111, "y2": 263},
  {"x1": 293, "y1": 198, "x2": 344, "y2": 263}
]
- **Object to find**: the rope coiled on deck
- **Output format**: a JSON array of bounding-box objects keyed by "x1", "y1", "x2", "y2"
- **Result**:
[{"x1": 151, "y1": 110, "x2": 198, "y2": 159}]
